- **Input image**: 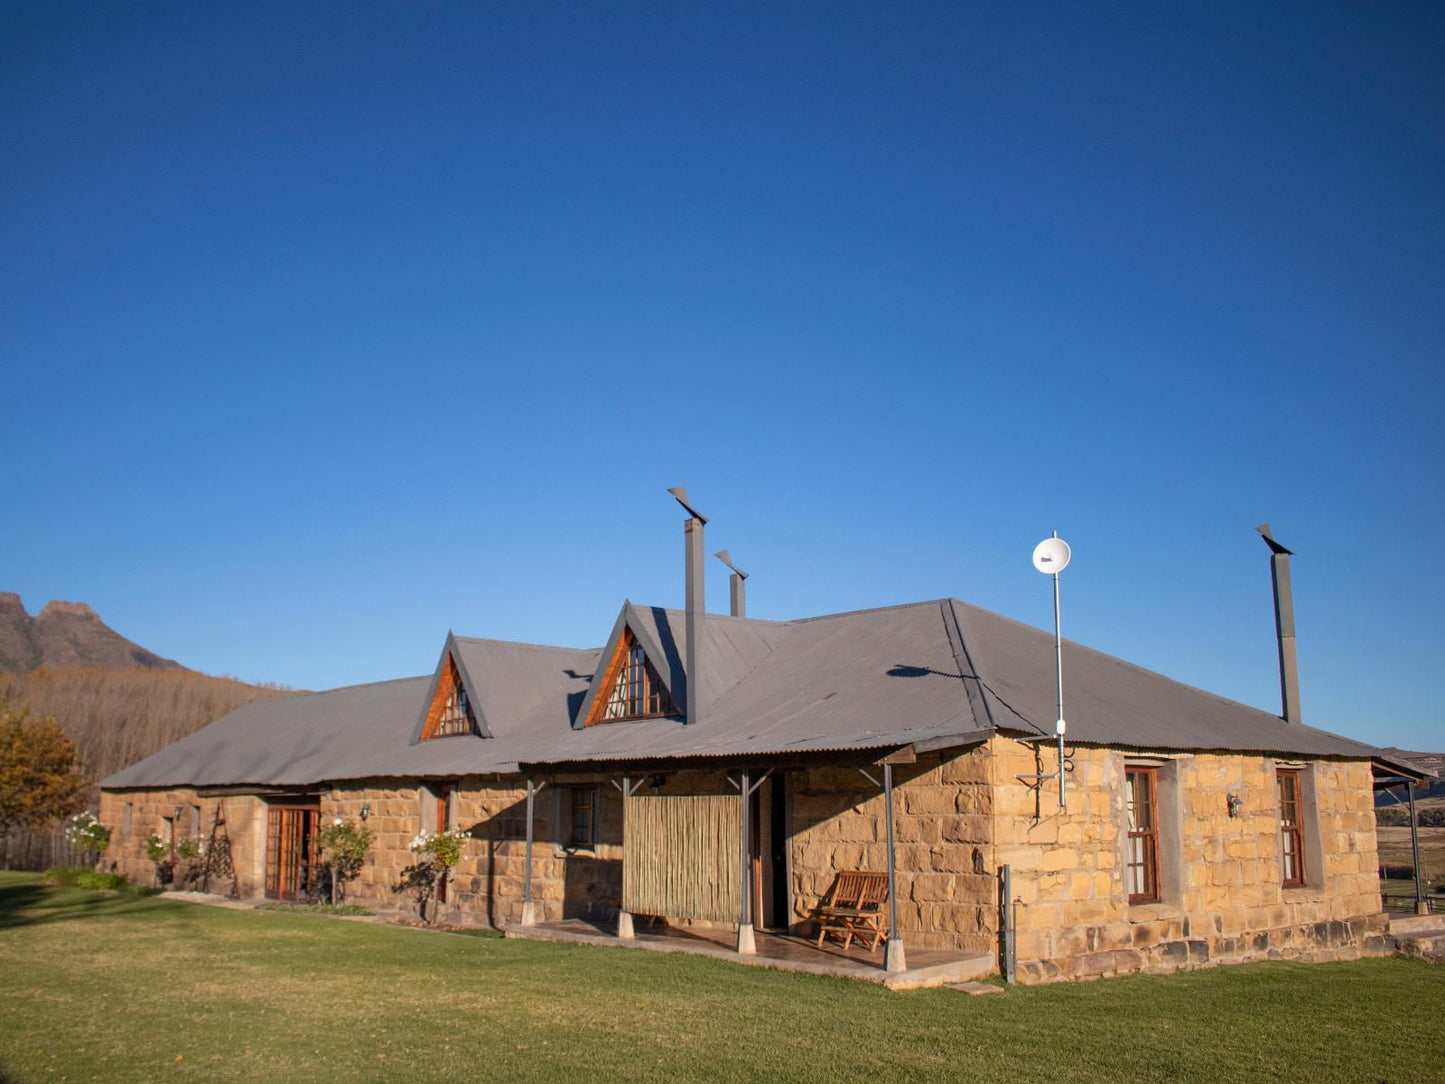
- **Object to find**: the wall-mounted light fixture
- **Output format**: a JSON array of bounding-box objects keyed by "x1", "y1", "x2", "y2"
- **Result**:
[
  {"x1": 359, "y1": 803, "x2": 371, "y2": 822},
  {"x1": 1227, "y1": 792, "x2": 1243, "y2": 819}
]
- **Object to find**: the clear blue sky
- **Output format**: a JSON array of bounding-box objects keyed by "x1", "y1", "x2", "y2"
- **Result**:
[{"x1": 3, "y1": 3, "x2": 1441, "y2": 751}]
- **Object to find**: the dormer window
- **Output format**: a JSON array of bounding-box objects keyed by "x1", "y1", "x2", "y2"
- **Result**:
[
  {"x1": 437, "y1": 683, "x2": 472, "y2": 737},
  {"x1": 588, "y1": 629, "x2": 678, "y2": 725},
  {"x1": 421, "y1": 656, "x2": 479, "y2": 739}
]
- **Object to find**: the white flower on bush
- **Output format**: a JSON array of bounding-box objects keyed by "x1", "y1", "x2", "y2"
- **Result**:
[
  {"x1": 410, "y1": 825, "x2": 467, "y2": 869},
  {"x1": 65, "y1": 811, "x2": 111, "y2": 855}
]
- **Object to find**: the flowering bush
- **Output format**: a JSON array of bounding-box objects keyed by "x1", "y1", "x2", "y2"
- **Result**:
[
  {"x1": 64, "y1": 811, "x2": 111, "y2": 857},
  {"x1": 315, "y1": 817, "x2": 375, "y2": 904},
  {"x1": 400, "y1": 826, "x2": 468, "y2": 923},
  {"x1": 410, "y1": 825, "x2": 468, "y2": 870},
  {"x1": 143, "y1": 832, "x2": 172, "y2": 885}
]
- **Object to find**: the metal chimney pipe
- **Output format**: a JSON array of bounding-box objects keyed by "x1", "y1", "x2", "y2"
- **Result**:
[
  {"x1": 1256, "y1": 524, "x2": 1301, "y2": 724},
  {"x1": 669, "y1": 487, "x2": 707, "y2": 726},
  {"x1": 715, "y1": 550, "x2": 749, "y2": 618}
]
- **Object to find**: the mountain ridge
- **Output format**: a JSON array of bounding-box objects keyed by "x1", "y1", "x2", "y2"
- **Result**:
[{"x1": 0, "y1": 592, "x2": 182, "y2": 674}]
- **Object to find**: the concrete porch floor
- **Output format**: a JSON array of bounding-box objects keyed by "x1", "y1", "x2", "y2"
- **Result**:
[{"x1": 505, "y1": 918, "x2": 995, "y2": 990}]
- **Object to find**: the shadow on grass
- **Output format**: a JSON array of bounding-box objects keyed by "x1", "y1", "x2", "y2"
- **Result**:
[{"x1": 0, "y1": 878, "x2": 171, "y2": 930}]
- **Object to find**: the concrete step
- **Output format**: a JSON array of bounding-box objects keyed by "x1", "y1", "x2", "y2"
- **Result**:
[
  {"x1": 1397, "y1": 934, "x2": 1445, "y2": 962},
  {"x1": 1388, "y1": 913, "x2": 1445, "y2": 938}
]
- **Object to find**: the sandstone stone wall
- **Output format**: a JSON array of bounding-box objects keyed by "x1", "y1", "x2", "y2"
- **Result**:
[
  {"x1": 96, "y1": 737, "x2": 1387, "y2": 983},
  {"x1": 787, "y1": 753, "x2": 997, "y2": 955},
  {"x1": 323, "y1": 775, "x2": 624, "y2": 927},
  {"x1": 98, "y1": 788, "x2": 266, "y2": 896},
  {"x1": 988, "y1": 735, "x2": 1389, "y2": 983}
]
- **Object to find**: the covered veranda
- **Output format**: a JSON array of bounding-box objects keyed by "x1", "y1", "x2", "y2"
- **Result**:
[{"x1": 511, "y1": 740, "x2": 993, "y2": 985}]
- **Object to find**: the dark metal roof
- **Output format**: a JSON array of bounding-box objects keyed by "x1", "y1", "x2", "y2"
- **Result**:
[{"x1": 101, "y1": 597, "x2": 1409, "y2": 789}]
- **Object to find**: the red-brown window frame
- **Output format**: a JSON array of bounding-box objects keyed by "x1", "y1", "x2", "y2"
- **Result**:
[
  {"x1": 1277, "y1": 768, "x2": 1306, "y2": 888},
  {"x1": 1126, "y1": 766, "x2": 1161, "y2": 905},
  {"x1": 568, "y1": 786, "x2": 599, "y2": 849},
  {"x1": 421, "y1": 656, "x2": 477, "y2": 740},
  {"x1": 585, "y1": 629, "x2": 678, "y2": 726}
]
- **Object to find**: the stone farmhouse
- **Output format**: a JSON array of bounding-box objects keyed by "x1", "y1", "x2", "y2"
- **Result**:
[{"x1": 99, "y1": 505, "x2": 1420, "y2": 985}]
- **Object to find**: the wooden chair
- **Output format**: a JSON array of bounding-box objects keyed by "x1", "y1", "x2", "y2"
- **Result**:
[{"x1": 811, "y1": 870, "x2": 889, "y2": 952}]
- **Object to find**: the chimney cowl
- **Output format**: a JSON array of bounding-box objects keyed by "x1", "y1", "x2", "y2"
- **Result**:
[{"x1": 1257, "y1": 525, "x2": 1301, "y2": 724}]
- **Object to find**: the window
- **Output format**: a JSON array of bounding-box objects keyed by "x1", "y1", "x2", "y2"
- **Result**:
[
  {"x1": 421, "y1": 656, "x2": 478, "y2": 739},
  {"x1": 190, "y1": 805, "x2": 201, "y2": 839},
  {"x1": 589, "y1": 629, "x2": 678, "y2": 725},
  {"x1": 569, "y1": 787, "x2": 599, "y2": 849},
  {"x1": 124, "y1": 802, "x2": 133, "y2": 842},
  {"x1": 1277, "y1": 769, "x2": 1306, "y2": 887},
  {"x1": 1126, "y1": 767, "x2": 1160, "y2": 904}
]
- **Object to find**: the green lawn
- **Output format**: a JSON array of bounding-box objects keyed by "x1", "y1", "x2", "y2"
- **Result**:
[{"x1": 1, "y1": 872, "x2": 1440, "y2": 1083}]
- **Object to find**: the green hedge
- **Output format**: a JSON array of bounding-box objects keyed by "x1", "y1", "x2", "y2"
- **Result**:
[{"x1": 42, "y1": 866, "x2": 162, "y2": 896}]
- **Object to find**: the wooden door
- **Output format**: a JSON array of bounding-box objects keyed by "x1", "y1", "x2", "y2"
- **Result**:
[
  {"x1": 265, "y1": 804, "x2": 319, "y2": 901},
  {"x1": 435, "y1": 785, "x2": 452, "y2": 903}
]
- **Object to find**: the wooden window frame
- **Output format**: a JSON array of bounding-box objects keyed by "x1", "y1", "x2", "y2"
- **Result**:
[
  {"x1": 421, "y1": 656, "x2": 478, "y2": 740},
  {"x1": 585, "y1": 629, "x2": 678, "y2": 726},
  {"x1": 1126, "y1": 766, "x2": 1161, "y2": 905},
  {"x1": 568, "y1": 786, "x2": 599, "y2": 850},
  {"x1": 1277, "y1": 768, "x2": 1306, "y2": 888}
]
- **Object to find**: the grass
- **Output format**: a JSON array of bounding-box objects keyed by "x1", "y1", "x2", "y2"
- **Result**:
[
  {"x1": 254, "y1": 900, "x2": 374, "y2": 917},
  {"x1": 1, "y1": 871, "x2": 1441, "y2": 1083}
]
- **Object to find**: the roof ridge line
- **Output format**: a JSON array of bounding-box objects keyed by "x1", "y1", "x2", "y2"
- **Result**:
[
  {"x1": 788, "y1": 598, "x2": 957, "y2": 624},
  {"x1": 451, "y1": 634, "x2": 602, "y2": 653}
]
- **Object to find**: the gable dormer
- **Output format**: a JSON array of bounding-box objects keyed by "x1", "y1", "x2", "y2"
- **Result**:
[
  {"x1": 574, "y1": 603, "x2": 684, "y2": 728},
  {"x1": 413, "y1": 633, "x2": 492, "y2": 741}
]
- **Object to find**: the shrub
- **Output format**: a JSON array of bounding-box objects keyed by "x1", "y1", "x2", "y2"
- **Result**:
[
  {"x1": 315, "y1": 818, "x2": 376, "y2": 904},
  {"x1": 64, "y1": 811, "x2": 112, "y2": 857},
  {"x1": 41, "y1": 865, "x2": 161, "y2": 896}
]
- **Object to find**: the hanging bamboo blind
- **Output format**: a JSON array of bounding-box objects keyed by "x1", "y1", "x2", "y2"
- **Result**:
[{"x1": 623, "y1": 793, "x2": 741, "y2": 923}]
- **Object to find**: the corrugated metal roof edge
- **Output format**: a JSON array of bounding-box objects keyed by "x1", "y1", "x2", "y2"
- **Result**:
[
  {"x1": 517, "y1": 729, "x2": 993, "y2": 768},
  {"x1": 996, "y1": 729, "x2": 1420, "y2": 776}
]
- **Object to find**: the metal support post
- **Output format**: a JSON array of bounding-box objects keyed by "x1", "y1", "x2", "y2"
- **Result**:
[
  {"x1": 1408, "y1": 782, "x2": 1426, "y2": 915},
  {"x1": 883, "y1": 761, "x2": 906, "y2": 973},
  {"x1": 737, "y1": 768, "x2": 756, "y2": 954},
  {"x1": 1001, "y1": 864, "x2": 1016, "y2": 984},
  {"x1": 520, "y1": 779, "x2": 546, "y2": 926}
]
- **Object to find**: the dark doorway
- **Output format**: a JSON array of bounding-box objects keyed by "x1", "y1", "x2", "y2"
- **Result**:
[
  {"x1": 769, "y1": 771, "x2": 788, "y2": 928},
  {"x1": 749, "y1": 771, "x2": 791, "y2": 930}
]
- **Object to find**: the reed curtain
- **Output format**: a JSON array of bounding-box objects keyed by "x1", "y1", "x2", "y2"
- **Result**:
[{"x1": 623, "y1": 793, "x2": 741, "y2": 923}]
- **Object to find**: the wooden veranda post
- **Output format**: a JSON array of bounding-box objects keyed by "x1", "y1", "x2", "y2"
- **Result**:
[
  {"x1": 737, "y1": 768, "x2": 756, "y2": 954},
  {"x1": 883, "y1": 761, "x2": 906, "y2": 972}
]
